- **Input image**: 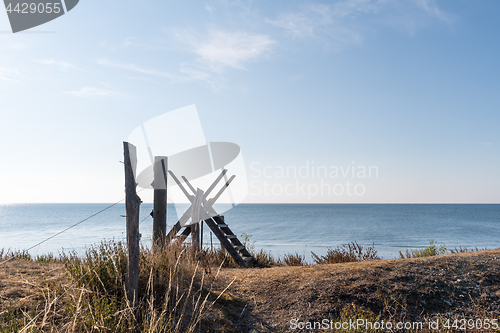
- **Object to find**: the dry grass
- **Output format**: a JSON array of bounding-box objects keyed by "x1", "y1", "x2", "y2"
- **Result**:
[
  {"x1": 3, "y1": 242, "x2": 500, "y2": 332},
  {"x1": 311, "y1": 241, "x2": 379, "y2": 264},
  {"x1": 0, "y1": 258, "x2": 66, "y2": 332},
  {"x1": 399, "y1": 240, "x2": 447, "y2": 259},
  {"x1": 252, "y1": 249, "x2": 280, "y2": 267},
  {"x1": 223, "y1": 248, "x2": 500, "y2": 332},
  {"x1": 283, "y1": 253, "x2": 307, "y2": 267},
  {"x1": 0, "y1": 240, "x2": 238, "y2": 332}
]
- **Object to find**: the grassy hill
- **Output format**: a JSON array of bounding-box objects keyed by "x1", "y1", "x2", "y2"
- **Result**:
[{"x1": 1, "y1": 244, "x2": 500, "y2": 332}]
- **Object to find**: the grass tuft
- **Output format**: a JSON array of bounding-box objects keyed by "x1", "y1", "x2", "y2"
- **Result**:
[
  {"x1": 399, "y1": 240, "x2": 447, "y2": 258},
  {"x1": 1, "y1": 240, "x2": 235, "y2": 332},
  {"x1": 312, "y1": 241, "x2": 379, "y2": 265},
  {"x1": 283, "y1": 252, "x2": 306, "y2": 266}
]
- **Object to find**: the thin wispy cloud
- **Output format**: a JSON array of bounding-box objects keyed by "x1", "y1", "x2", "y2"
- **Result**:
[
  {"x1": 179, "y1": 29, "x2": 276, "y2": 72},
  {"x1": 267, "y1": 1, "x2": 375, "y2": 47},
  {"x1": 267, "y1": 11, "x2": 317, "y2": 39},
  {"x1": 204, "y1": 4, "x2": 214, "y2": 14},
  {"x1": 268, "y1": 0, "x2": 455, "y2": 46},
  {"x1": 179, "y1": 65, "x2": 218, "y2": 88},
  {"x1": 478, "y1": 142, "x2": 492, "y2": 147},
  {"x1": 97, "y1": 29, "x2": 275, "y2": 90},
  {"x1": 34, "y1": 59, "x2": 77, "y2": 72},
  {"x1": 414, "y1": 0, "x2": 454, "y2": 23},
  {"x1": 101, "y1": 37, "x2": 170, "y2": 52},
  {"x1": 0, "y1": 67, "x2": 21, "y2": 82},
  {"x1": 0, "y1": 41, "x2": 31, "y2": 50},
  {"x1": 96, "y1": 59, "x2": 179, "y2": 81},
  {"x1": 97, "y1": 57, "x2": 219, "y2": 88},
  {"x1": 35, "y1": 59, "x2": 75, "y2": 67},
  {"x1": 64, "y1": 86, "x2": 127, "y2": 99},
  {"x1": 269, "y1": 4, "x2": 366, "y2": 45}
]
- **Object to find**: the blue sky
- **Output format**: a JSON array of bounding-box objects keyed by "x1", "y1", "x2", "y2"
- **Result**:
[{"x1": 0, "y1": 0, "x2": 499, "y2": 203}]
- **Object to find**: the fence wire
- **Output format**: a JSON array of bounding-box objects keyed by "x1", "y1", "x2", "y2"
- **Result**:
[
  {"x1": 18, "y1": 211, "x2": 152, "y2": 332},
  {"x1": 0, "y1": 188, "x2": 150, "y2": 266},
  {"x1": 0, "y1": 188, "x2": 188, "y2": 331}
]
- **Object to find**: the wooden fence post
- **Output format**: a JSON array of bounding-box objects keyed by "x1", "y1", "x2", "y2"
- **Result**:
[
  {"x1": 219, "y1": 215, "x2": 225, "y2": 249},
  {"x1": 153, "y1": 156, "x2": 167, "y2": 249},
  {"x1": 192, "y1": 223, "x2": 200, "y2": 251},
  {"x1": 191, "y1": 188, "x2": 203, "y2": 251},
  {"x1": 123, "y1": 142, "x2": 141, "y2": 305}
]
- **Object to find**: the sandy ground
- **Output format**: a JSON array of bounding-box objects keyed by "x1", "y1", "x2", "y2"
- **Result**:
[
  {"x1": 220, "y1": 249, "x2": 500, "y2": 332},
  {"x1": 2, "y1": 250, "x2": 500, "y2": 332},
  {"x1": 0, "y1": 259, "x2": 69, "y2": 331}
]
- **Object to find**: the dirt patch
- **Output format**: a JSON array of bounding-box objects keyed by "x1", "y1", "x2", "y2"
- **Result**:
[
  {"x1": 222, "y1": 249, "x2": 500, "y2": 332},
  {"x1": 0, "y1": 260, "x2": 67, "y2": 320},
  {"x1": 2, "y1": 250, "x2": 500, "y2": 332}
]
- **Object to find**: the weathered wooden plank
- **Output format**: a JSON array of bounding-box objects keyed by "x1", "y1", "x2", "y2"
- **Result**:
[
  {"x1": 206, "y1": 175, "x2": 236, "y2": 207},
  {"x1": 168, "y1": 170, "x2": 194, "y2": 203},
  {"x1": 212, "y1": 215, "x2": 252, "y2": 259},
  {"x1": 205, "y1": 217, "x2": 248, "y2": 268},
  {"x1": 166, "y1": 221, "x2": 182, "y2": 243},
  {"x1": 174, "y1": 226, "x2": 191, "y2": 245},
  {"x1": 123, "y1": 142, "x2": 141, "y2": 304},
  {"x1": 191, "y1": 223, "x2": 200, "y2": 251},
  {"x1": 181, "y1": 175, "x2": 218, "y2": 218},
  {"x1": 202, "y1": 169, "x2": 227, "y2": 200},
  {"x1": 216, "y1": 215, "x2": 225, "y2": 249},
  {"x1": 153, "y1": 156, "x2": 167, "y2": 249},
  {"x1": 190, "y1": 188, "x2": 203, "y2": 251}
]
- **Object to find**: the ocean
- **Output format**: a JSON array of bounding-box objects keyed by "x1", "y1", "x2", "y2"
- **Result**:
[{"x1": 1, "y1": 203, "x2": 499, "y2": 262}]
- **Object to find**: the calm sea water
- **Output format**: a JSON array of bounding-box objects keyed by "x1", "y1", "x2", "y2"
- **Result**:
[{"x1": 1, "y1": 204, "x2": 499, "y2": 262}]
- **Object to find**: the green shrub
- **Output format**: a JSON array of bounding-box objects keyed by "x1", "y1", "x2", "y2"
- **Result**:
[
  {"x1": 240, "y1": 233, "x2": 255, "y2": 254},
  {"x1": 0, "y1": 249, "x2": 32, "y2": 262},
  {"x1": 35, "y1": 253, "x2": 56, "y2": 263},
  {"x1": 238, "y1": 233, "x2": 282, "y2": 267},
  {"x1": 399, "y1": 240, "x2": 447, "y2": 259}
]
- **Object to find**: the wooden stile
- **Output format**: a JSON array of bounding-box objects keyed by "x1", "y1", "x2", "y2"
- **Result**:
[{"x1": 164, "y1": 169, "x2": 252, "y2": 267}]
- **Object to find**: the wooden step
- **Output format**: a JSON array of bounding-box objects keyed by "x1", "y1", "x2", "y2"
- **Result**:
[
  {"x1": 202, "y1": 217, "x2": 251, "y2": 268},
  {"x1": 242, "y1": 256, "x2": 253, "y2": 263}
]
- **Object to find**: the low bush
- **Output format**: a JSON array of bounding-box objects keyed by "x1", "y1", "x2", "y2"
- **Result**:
[
  {"x1": 399, "y1": 240, "x2": 447, "y2": 259},
  {"x1": 253, "y1": 249, "x2": 282, "y2": 266},
  {"x1": 449, "y1": 246, "x2": 486, "y2": 254},
  {"x1": 283, "y1": 252, "x2": 306, "y2": 266},
  {"x1": 311, "y1": 241, "x2": 379, "y2": 264}
]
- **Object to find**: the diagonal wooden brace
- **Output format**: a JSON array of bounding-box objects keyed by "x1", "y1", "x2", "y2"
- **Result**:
[
  {"x1": 205, "y1": 175, "x2": 236, "y2": 208},
  {"x1": 202, "y1": 169, "x2": 228, "y2": 200},
  {"x1": 181, "y1": 175, "x2": 218, "y2": 217},
  {"x1": 168, "y1": 170, "x2": 194, "y2": 203},
  {"x1": 168, "y1": 169, "x2": 236, "y2": 226}
]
